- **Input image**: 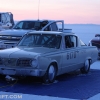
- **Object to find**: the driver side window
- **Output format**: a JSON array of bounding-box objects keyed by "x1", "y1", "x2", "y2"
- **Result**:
[{"x1": 65, "y1": 35, "x2": 77, "y2": 48}]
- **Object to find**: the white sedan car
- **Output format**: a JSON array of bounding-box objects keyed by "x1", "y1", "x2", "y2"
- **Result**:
[{"x1": 0, "y1": 31, "x2": 98, "y2": 83}]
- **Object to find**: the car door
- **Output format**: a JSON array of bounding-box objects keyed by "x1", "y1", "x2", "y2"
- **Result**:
[{"x1": 61, "y1": 35, "x2": 80, "y2": 74}]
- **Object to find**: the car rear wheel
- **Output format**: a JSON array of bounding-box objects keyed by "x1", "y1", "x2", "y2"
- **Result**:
[
  {"x1": 42, "y1": 64, "x2": 57, "y2": 83},
  {"x1": 80, "y1": 59, "x2": 90, "y2": 74}
]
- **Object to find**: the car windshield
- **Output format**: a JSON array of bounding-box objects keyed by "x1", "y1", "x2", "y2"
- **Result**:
[
  {"x1": 18, "y1": 34, "x2": 62, "y2": 49},
  {"x1": 13, "y1": 21, "x2": 42, "y2": 30}
]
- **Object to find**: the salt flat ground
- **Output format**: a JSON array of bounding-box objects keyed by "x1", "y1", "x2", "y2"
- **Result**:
[
  {"x1": 65, "y1": 24, "x2": 100, "y2": 45},
  {"x1": 0, "y1": 24, "x2": 100, "y2": 100},
  {"x1": 0, "y1": 61, "x2": 100, "y2": 100}
]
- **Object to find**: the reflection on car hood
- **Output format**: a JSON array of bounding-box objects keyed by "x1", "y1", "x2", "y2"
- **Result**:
[
  {"x1": 0, "y1": 29, "x2": 34, "y2": 36},
  {"x1": 0, "y1": 47, "x2": 58, "y2": 58}
]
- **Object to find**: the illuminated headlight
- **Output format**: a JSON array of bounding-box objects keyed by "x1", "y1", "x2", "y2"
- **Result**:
[{"x1": 31, "y1": 59, "x2": 38, "y2": 68}]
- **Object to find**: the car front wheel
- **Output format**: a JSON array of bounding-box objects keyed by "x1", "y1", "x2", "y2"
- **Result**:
[
  {"x1": 80, "y1": 59, "x2": 90, "y2": 74},
  {"x1": 42, "y1": 64, "x2": 57, "y2": 83}
]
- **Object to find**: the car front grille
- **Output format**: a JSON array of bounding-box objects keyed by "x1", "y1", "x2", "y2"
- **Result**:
[
  {"x1": 2, "y1": 58, "x2": 17, "y2": 67},
  {"x1": 0, "y1": 35, "x2": 21, "y2": 40},
  {"x1": 0, "y1": 58, "x2": 32, "y2": 67},
  {"x1": 16, "y1": 58, "x2": 32, "y2": 67}
]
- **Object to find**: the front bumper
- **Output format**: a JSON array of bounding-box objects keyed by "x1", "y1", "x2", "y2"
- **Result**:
[{"x1": 0, "y1": 67, "x2": 45, "y2": 77}]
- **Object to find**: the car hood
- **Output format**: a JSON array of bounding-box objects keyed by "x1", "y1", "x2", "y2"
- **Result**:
[
  {"x1": 0, "y1": 29, "x2": 35, "y2": 36},
  {"x1": 0, "y1": 47, "x2": 59, "y2": 58}
]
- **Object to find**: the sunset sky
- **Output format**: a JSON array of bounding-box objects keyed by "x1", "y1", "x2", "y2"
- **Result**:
[{"x1": 0, "y1": 0, "x2": 100, "y2": 24}]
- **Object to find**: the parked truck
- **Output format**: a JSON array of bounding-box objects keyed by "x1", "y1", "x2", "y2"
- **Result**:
[{"x1": 0, "y1": 19, "x2": 71, "y2": 49}]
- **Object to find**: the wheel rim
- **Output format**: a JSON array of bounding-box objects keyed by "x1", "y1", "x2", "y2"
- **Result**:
[
  {"x1": 84, "y1": 60, "x2": 90, "y2": 71},
  {"x1": 48, "y1": 65, "x2": 55, "y2": 81}
]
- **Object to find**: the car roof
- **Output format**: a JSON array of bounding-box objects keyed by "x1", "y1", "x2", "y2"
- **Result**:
[{"x1": 27, "y1": 31, "x2": 75, "y2": 36}]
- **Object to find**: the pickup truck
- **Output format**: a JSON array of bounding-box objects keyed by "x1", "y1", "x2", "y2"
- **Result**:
[
  {"x1": 0, "y1": 20, "x2": 70, "y2": 49},
  {"x1": 0, "y1": 31, "x2": 98, "y2": 83},
  {"x1": 0, "y1": 12, "x2": 14, "y2": 30}
]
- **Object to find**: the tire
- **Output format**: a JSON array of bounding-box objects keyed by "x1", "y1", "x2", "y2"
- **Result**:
[
  {"x1": 80, "y1": 59, "x2": 90, "y2": 74},
  {"x1": 42, "y1": 64, "x2": 57, "y2": 83}
]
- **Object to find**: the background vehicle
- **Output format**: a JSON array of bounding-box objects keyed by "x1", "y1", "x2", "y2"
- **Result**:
[
  {"x1": 0, "y1": 12, "x2": 14, "y2": 30},
  {"x1": 88, "y1": 34, "x2": 100, "y2": 58},
  {"x1": 0, "y1": 20, "x2": 71, "y2": 49},
  {"x1": 0, "y1": 31, "x2": 98, "y2": 83}
]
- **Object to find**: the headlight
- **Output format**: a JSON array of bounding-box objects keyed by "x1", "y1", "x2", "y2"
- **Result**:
[{"x1": 31, "y1": 59, "x2": 38, "y2": 68}]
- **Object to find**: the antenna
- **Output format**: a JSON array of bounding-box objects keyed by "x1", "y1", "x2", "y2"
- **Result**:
[{"x1": 38, "y1": 0, "x2": 40, "y2": 20}]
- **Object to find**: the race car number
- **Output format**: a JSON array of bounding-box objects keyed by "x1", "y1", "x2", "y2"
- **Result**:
[{"x1": 67, "y1": 51, "x2": 78, "y2": 60}]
